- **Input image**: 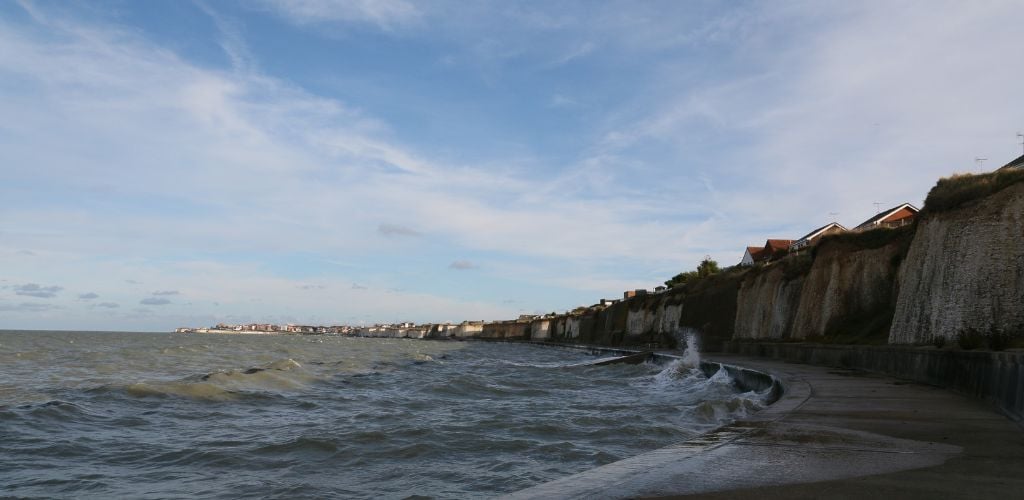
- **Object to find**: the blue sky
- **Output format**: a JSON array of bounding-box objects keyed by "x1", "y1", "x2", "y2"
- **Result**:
[{"x1": 1, "y1": 0, "x2": 1023, "y2": 331}]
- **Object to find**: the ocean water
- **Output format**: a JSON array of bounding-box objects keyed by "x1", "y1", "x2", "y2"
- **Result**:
[{"x1": 0, "y1": 331, "x2": 766, "y2": 499}]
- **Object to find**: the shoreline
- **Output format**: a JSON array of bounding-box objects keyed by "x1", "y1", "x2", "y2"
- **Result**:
[{"x1": 504, "y1": 350, "x2": 1024, "y2": 498}]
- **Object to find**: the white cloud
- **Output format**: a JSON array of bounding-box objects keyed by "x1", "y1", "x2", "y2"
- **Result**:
[{"x1": 260, "y1": 0, "x2": 421, "y2": 29}]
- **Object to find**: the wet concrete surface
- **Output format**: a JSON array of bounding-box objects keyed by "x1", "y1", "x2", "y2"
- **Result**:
[{"x1": 503, "y1": 355, "x2": 1024, "y2": 499}]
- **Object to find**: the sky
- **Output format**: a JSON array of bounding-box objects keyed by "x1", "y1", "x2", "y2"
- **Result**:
[{"x1": 1, "y1": 0, "x2": 1023, "y2": 331}]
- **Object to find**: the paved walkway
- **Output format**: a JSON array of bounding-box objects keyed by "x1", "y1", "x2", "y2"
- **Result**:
[{"x1": 504, "y1": 355, "x2": 1024, "y2": 499}]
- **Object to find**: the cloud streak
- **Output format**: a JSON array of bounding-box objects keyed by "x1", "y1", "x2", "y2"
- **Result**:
[
  {"x1": 449, "y1": 260, "x2": 477, "y2": 270},
  {"x1": 13, "y1": 283, "x2": 63, "y2": 298},
  {"x1": 377, "y1": 223, "x2": 421, "y2": 237}
]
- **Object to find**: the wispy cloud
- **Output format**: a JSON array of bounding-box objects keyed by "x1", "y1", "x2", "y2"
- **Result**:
[
  {"x1": 140, "y1": 297, "x2": 172, "y2": 306},
  {"x1": 13, "y1": 283, "x2": 63, "y2": 298},
  {"x1": 78, "y1": 292, "x2": 100, "y2": 300},
  {"x1": 151, "y1": 290, "x2": 180, "y2": 296},
  {"x1": 449, "y1": 260, "x2": 477, "y2": 270},
  {"x1": 259, "y1": 0, "x2": 421, "y2": 30},
  {"x1": 546, "y1": 41, "x2": 595, "y2": 67},
  {"x1": 94, "y1": 302, "x2": 120, "y2": 309},
  {"x1": 377, "y1": 223, "x2": 421, "y2": 237},
  {"x1": 0, "y1": 302, "x2": 61, "y2": 312}
]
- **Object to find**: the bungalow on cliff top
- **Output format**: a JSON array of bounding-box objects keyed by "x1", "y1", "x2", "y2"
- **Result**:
[
  {"x1": 790, "y1": 222, "x2": 847, "y2": 251},
  {"x1": 740, "y1": 246, "x2": 766, "y2": 266},
  {"x1": 740, "y1": 239, "x2": 795, "y2": 265},
  {"x1": 854, "y1": 203, "x2": 919, "y2": 231},
  {"x1": 998, "y1": 153, "x2": 1024, "y2": 170}
]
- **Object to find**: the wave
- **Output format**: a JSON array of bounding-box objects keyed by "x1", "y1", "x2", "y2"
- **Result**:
[{"x1": 124, "y1": 358, "x2": 315, "y2": 401}]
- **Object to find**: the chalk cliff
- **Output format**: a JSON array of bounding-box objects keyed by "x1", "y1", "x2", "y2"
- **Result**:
[
  {"x1": 438, "y1": 173, "x2": 1021, "y2": 350},
  {"x1": 889, "y1": 182, "x2": 1024, "y2": 344},
  {"x1": 791, "y1": 240, "x2": 903, "y2": 339},
  {"x1": 734, "y1": 265, "x2": 804, "y2": 339}
]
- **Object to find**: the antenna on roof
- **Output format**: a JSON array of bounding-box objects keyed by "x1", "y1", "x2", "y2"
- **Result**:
[
  {"x1": 975, "y1": 157, "x2": 988, "y2": 172},
  {"x1": 1017, "y1": 132, "x2": 1024, "y2": 154},
  {"x1": 873, "y1": 202, "x2": 881, "y2": 214},
  {"x1": 828, "y1": 211, "x2": 839, "y2": 222}
]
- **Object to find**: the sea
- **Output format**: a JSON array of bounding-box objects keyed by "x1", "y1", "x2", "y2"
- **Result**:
[{"x1": 0, "y1": 330, "x2": 767, "y2": 499}]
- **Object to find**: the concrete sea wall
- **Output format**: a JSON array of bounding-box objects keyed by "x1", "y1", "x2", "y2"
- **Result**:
[{"x1": 722, "y1": 341, "x2": 1024, "y2": 423}]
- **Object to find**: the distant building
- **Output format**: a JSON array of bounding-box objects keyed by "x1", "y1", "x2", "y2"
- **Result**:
[
  {"x1": 599, "y1": 298, "x2": 620, "y2": 307},
  {"x1": 998, "y1": 153, "x2": 1024, "y2": 171},
  {"x1": 740, "y1": 246, "x2": 767, "y2": 266},
  {"x1": 790, "y1": 222, "x2": 847, "y2": 251},
  {"x1": 740, "y1": 239, "x2": 794, "y2": 266},
  {"x1": 654, "y1": 285, "x2": 667, "y2": 293},
  {"x1": 854, "y1": 203, "x2": 919, "y2": 231},
  {"x1": 623, "y1": 289, "x2": 648, "y2": 300}
]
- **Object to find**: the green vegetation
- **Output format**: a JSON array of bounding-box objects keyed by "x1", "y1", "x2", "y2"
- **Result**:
[
  {"x1": 665, "y1": 257, "x2": 721, "y2": 288},
  {"x1": 815, "y1": 224, "x2": 915, "y2": 253},
  {"x1": 924, "y1": 168, "x2": 1024, "y2": 213}
]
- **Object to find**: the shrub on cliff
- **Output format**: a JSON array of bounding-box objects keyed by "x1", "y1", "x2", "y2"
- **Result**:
[
  {"x1": 956, "y1": 328, "x2": 984, "y2": 350},
  {"x1": 815, "y1": 224, "x2": 915, "y2": 253},
  {"x1": 986, "y1": 327, "x2": 1011, "y2": 351},
  {"x1": 665, "y1": 257, "x2": 721, "y2": 288},
  {"x1": 924, "y1": 168, "x2": 1024, "y2": 213}
]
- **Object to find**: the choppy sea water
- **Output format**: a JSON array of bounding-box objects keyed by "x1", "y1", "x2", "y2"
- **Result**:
[{"x1": 0, "y1": 330, "x2": 767, "y2": 499}]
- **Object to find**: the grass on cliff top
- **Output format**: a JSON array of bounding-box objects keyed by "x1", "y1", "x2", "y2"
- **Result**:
[
  {"x1": 814, "y1": 224, "x2": 915, "y2": 253},
  {"x1": 924, "y1": 167, "x2": 1024, "y2": 213}
]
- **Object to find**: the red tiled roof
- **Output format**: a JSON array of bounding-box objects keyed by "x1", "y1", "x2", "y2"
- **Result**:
[
  {"x1": 765, "y1": 239, "x2": 794, "y2": 252},
  {"x1": 855, "y1": 203, "x2": 919, "y2": 230}
]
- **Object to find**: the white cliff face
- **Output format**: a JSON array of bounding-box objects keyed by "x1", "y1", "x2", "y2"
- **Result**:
[
  {"x1": 531, "y1": 320, "x2": 551, "y2": 340},
  {"x1": 890, "y1": 183, "x2": 1024, "y2": 344},
  {"x1": 657, "y1": 304, "x2": 682, "y2": 334},
  {"x1": 625, "y1": 302, "x2": 682, "y2": 336},
  {"x1": 626, "y1": 308, "x2": 655, "y2": 336},
  {"x1": 734, "y1": 267, "x2": 804, "y2": 340},
  {"x1": 565, "y1": 317, "x2": 581, "y2": 339},
  {"x1": 791, "y1": 242, "x2": 901, "y2": 339}
]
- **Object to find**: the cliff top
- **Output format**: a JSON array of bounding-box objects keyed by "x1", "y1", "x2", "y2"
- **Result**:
[{"x1": 924, "y1": 167, "x2": 1024, "y2": 213}]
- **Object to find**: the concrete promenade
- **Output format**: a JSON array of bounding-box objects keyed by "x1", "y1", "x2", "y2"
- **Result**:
[{"x1": 504, "y1": 355, "x2": 1024, "y2": 499}]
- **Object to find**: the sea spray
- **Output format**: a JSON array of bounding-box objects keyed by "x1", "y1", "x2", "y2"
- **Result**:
[{"x1": 679, "y1": 327, "x2": 702, "y2": 368}]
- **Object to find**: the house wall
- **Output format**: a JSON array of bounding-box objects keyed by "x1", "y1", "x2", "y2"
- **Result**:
[{"x1": 883, "y1": 207, "x2": 917, "y2": 223}]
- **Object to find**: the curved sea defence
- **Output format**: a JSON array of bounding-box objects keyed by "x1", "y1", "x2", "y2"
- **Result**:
[{"x1": 505, "y1": 352, "x2": 1024, "y2": 499}]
